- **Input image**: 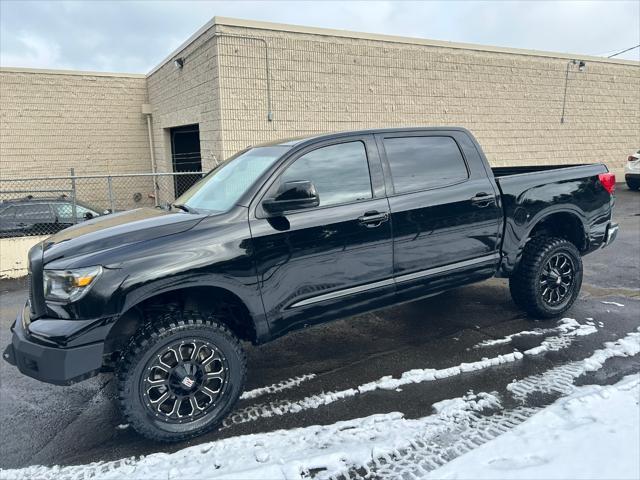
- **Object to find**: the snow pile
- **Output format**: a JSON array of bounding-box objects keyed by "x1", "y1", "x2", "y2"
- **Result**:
[
  {"x1": 424, "y1": 374, "x2": 640, "y2": 480},
  {"x1": 1, "y1": 392, "x2": 501, "y2": 480}
]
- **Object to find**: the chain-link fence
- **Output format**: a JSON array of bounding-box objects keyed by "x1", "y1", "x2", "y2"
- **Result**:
[{"x1": 0, "y1": 170, "x2": 205, "y2": 239}]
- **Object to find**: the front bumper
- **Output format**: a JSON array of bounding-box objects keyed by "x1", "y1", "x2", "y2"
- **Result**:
[{"x1": 2, "y1": 302, "x2": 105, "y2": 385}]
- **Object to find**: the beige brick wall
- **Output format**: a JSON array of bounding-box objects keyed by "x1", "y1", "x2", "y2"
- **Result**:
[
  {"x1": 0, "y1": 68, "x2": 157, "y2": 210},
  {"x1": 1, "y1": 17, "x2": 638, "y2": 192},
  {"x1": 212, "y1": 19, "x2": 640, "y2": 178},
  {"x1": 147, "y1": 25, "x2": 222, "y2": 176},
  {"x1": 0, "y1": 68, "x2": 151, "y2": 179}
]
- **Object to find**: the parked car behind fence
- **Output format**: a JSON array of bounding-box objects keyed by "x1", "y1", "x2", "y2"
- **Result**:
[{"x1": 0, "y1": 170, "x2": 205, "y2": 238}]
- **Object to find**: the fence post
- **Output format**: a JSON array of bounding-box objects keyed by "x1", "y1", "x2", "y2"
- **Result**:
[
  {"x1": 153, "y1": 173, "x2": 159, "y2": 207},
  {"x1": 107, "y1": 176, "x2": 115, "y2": 213},
  {"x1": 70, "y1": 168, "x2": 77, "y2": 224}
]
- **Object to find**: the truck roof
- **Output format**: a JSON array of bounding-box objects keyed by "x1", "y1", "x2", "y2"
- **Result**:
[{"x1": 259, "y1": 126, "x2": 471, "y2": 148}]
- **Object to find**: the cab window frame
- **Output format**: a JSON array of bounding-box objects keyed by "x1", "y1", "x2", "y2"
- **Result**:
[
  {"x1": 255, "y1": 136, "x2": 381, "y2": 218},
  {"x1": 376, "y1": 132, "x2": 471, "y2": 197}
]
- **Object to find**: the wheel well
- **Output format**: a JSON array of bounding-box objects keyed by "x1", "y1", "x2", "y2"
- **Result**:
[
  {"x1": 527, "y1": 212, "x2": 587, "y2": 252},
  {"x1": 104, "y1": 286, "x2": 256, "y2": 359}
]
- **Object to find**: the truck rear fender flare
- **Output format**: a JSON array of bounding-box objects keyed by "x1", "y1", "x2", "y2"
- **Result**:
[{"x1": 500, "y1": 207, "x2": 588, "y2": 275}]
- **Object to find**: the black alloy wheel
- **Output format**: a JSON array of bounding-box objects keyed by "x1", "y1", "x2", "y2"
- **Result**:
[
  {"x1": 509, "y1": 236, "x2": 583, "y2": 318},
  {"x1": 141, "y1": 339, "x2": 229, "y2": 424},
  {"x1": 117, "y1": 313, "x2": 246, "y2": 442},
  {"x1": 539, "y1": 252, "x2": 575, "y2": 306}
]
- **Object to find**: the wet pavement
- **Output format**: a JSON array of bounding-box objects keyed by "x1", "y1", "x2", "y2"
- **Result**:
[{"x1": 1, "y1": 188, "x2": 638, "y2": 470}]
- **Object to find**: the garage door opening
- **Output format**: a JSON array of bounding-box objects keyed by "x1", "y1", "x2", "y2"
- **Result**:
[{"x1": 170, "y1": 124, "x2": 202, "y2": 197}]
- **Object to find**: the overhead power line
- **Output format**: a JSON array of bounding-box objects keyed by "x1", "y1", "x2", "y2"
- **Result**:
[{"x1": 607, "y1": 44, "x2": 640, "y2": 58}]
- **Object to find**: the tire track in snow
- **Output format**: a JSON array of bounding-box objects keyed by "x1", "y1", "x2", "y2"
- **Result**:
[
  {"x1": 508, "y1": 327, "x2": 640, "y2": 400},
  {"x1": 225, "y1": 318, "x2": 598, "y2": 429},
  {"x1": 473, "y1": 317, "x2": 597, "y2": 350},
  {"x1": 222, "y1": 352, "x2": 523, "y2": 430},
  {"x1": 327, "y1": 407, "x2": 538, "y2": 480},
  {"x1": 324, "y1": 328, "x2": 640, "y2": 480}
]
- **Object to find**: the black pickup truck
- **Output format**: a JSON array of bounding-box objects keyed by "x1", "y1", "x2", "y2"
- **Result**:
[{"x1": 4, "y1": 127, "x2": 618, "y2": 442}]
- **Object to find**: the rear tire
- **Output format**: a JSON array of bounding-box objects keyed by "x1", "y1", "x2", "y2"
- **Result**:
[
  {"x1": 117, "y1": 311, "x2": 246, "y2": 442},
  {"x1": 627, "y1": 179, "x2": 640, "y2": 190},
  {"x1": 509, "y1": 236, "x2": 583, "y2": 319}
]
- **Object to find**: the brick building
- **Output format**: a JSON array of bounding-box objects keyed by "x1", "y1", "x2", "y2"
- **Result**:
[{"x1": 1, "y1": 16, "x2": 639, "y2": 182}]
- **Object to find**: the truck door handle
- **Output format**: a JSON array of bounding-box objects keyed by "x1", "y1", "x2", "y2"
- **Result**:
[
  {"x1": 471, "y1": 192, "x2": 496, "y2": 207},
  {"x1": 358, "y1": 211, "x2": 389, "y2": 228}
]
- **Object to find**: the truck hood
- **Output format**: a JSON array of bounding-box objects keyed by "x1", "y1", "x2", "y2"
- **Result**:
[{"x1": 41, "y1": 208, "x2": 205, "y2": 264}]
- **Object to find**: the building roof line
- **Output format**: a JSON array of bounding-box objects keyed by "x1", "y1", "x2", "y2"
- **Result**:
[
  {"x1": 0, "y1": 66, "x2": 146, "y2": 78},
  {"x1": 148, "y1": 16, "x2": 639, "y2": 76},
  {"x1": 215, "y1": 17, "x2": 640, "y2": 66},
  {"x1": 3, "y1": 16, "x2": 638, "y2": 79},
  {"x1": 147, "y1": 17, "x2": 218, "y2": 76}
]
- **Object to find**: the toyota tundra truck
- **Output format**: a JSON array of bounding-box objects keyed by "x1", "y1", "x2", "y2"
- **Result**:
[{"x1": 3, "y1": 127, "x2": 618, "y2": 442}]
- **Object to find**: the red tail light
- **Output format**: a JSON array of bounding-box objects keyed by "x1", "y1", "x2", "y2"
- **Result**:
[{"x1": 598, "y1": 173, "x2": 616, "y2": 195}]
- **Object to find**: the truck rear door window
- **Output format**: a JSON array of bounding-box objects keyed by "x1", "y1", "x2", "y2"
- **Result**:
[{"x1": 383, "y1": 136, "x2": 468, "y2": 194}]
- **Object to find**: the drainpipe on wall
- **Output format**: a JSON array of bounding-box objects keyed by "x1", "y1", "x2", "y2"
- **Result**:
[{"x1": 142, "y1": 103, "x2": 159, "y2": 206}]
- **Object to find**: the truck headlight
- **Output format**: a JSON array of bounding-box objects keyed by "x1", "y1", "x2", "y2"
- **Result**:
[{"x1": 43, "y1": 266, "x2": 103, "y2": 303}]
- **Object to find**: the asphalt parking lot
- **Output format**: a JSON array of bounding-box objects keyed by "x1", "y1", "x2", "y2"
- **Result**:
[{"x1": 0, "y1": 187, "x2": 638, "y2": 471}]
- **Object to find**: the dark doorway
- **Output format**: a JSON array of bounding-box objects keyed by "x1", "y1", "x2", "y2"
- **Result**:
[{"x1": 170, "y1": 124, "x2": 202, "y2": 197}]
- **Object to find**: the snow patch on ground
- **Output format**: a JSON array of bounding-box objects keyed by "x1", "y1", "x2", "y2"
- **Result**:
[
  {"x1": 424, "y1": 374, "x2": 640, "y2": 480},
  {"x1": 601, "y1": 301, "x2": 625, "y2": 307},
  {"x1": 509, "y1": 327, "x2": 640, "y2": 399},
  {"x1": 222, "y1": 352, "x2": 522, "y2": 428},
  {"x1": 240, "y1": 374, "x2": 316, "y2": 400},
  {"x1": 474, "y1": 317, "x2": 596, "y2": 349},
  {"x1": 358, "y1": 352, "x2": 523, "y2": 393},
  {"x1": 228, "y1": 318, "x2": 599, "y2": 429},
  {"x1": 474, "y1": 328, "x2": 554, "y2": 348},
  {"x1": 523, "y1": 319, "x2": 598, "y2": 356},
  {"x1": 4, "y1": 328, "x2": 638, "y2": 480},
  {"x1": 1, "y1": 392, "x2": 501, "y2": 480}
]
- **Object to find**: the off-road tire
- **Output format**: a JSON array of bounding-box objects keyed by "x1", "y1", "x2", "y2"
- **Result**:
[
  {"x1": 509, "y1": 236, "x2": 583, "y2": 319},
  {"x1": 117, "y1": 311, "x2": 246, "y2": 442}
]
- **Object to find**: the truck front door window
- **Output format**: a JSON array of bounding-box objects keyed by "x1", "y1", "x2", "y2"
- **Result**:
[{"x1": 273, "y1": 141, "x2": 372, "y2": 208}]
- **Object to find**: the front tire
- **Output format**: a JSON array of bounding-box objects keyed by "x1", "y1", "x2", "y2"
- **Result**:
[
  {"x1": 117, "y1": 312, "x2": 246, "y2": 442},
  {"x1": 509, "y1": 236, "x2": 583, "y2": 319}
]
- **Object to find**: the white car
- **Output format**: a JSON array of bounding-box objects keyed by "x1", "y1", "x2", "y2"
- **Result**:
[{"x1": 625, "y1": 150, "x2": 640, "y2": 190}]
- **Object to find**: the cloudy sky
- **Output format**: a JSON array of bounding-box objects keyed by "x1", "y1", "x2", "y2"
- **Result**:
[{"x1": 1, "y1": 1, "x2": 638, "y2": 73}]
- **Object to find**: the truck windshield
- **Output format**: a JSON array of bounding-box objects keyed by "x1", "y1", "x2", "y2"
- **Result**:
[{"x1": 174, "y1": 146, "x2": 289, "y2": 212}]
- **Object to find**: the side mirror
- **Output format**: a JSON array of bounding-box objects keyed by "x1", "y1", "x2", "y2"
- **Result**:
[
  {"x1": 83, "y1": 212, "x2": 94, "y2": 220},
  {"x1": 262, "y1": 180, "x2": 319, "y2": 215}
]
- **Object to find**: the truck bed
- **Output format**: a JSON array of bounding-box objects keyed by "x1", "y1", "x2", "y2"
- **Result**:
[
  {"x1": 491, "y1": 162, "x2": 612, "y2": 275},
  {"x1": 491, "y1": 164, "x2": 588, "y2": 177}
]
